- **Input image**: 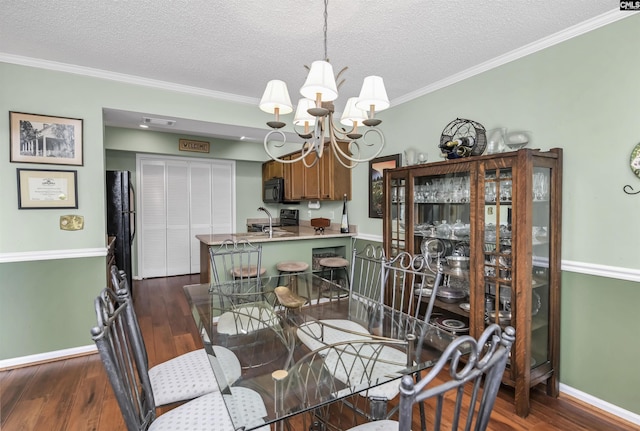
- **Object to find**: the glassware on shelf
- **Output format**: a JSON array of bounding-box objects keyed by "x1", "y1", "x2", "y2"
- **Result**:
[
  {"x1": 436, "y1": 220, "x2": 452, "y2": 238},
  {"x1": 533, "y1": 172, "x2": 549, "y2": 201},
  {"x1": 486, "y1": 128, "x2": 507, "y2": 154},
  {"x1": 452, "y1": 219, "x2": 470, "y2": 239},
  {"x1": 500, "y1": 178, "x2": 512, "y2": 202},
  {"x1": 505, "y1": 130, "x2": 532, "y2": 150}
]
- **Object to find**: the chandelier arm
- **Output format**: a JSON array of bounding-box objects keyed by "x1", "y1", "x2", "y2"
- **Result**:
[
  {"x1": 329, "y1": 128, "x2": 386, "y2": 169},
  {"x1": 263, "y1": 130, "x2": 317, "y2": 164}
]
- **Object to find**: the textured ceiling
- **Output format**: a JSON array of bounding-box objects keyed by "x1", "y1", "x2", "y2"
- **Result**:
[{"x1": 0, "y1": 1, "x2": 624, "y2": 139}]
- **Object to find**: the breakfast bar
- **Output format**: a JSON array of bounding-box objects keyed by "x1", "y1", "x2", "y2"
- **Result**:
[{"x1": 196, "y1": 223, "x2": 356, "y2": 283}]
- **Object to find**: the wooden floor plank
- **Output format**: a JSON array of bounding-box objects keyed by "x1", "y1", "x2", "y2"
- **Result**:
[{"x1": 0, "y1": 366, "x2": 37, "y2": 426}]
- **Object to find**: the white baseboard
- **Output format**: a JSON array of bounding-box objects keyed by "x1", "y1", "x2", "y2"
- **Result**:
[
  {"x1": 560, "y1": 383, "x2": 640, "y2": 425},
  {"x1": 0, "y1": 345, "x2": 97, "y2": 371}
]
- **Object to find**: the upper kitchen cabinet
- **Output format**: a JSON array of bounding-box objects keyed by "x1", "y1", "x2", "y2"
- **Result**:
[
  {"x1": 382, "y1": 148, "x2": 563, "y2": 417},
  {"x1": 262, "y1": 141, "x2": 351, "y2": 202},
  {"x1": 262, "y1": 159, "x2": 284, "y2": 182}
]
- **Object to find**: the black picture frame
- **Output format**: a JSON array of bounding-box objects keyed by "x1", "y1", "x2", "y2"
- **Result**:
[
  {"x1": 10, "y1": 111, "x2": 83, "y2": 166},
  {"x1": 17, "y1": 168, "x2": 78, "y2": 209},
  {"x1": 369, "y1": 154, "x2": 401, "y2": 218}
]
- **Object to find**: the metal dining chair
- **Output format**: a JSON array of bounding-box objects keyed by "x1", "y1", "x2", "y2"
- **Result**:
[
  {"x1": 346, "y1": 324, "x2": 515, "y2": 431},
  {"x1": 91, "y1": 284, "x2": 270, "y2": 431},
  {"x1": 382, "y1": 251, "x2": 443, "y2": 339},
  {"x1": 208, "y1": 239, "x2": 265, "y2": 291},
  {"x1": 279, "y1": 337, "x2": 412, "y2": 431},
  {"x1": 109, "y1": 266, "x2": 241, "y2": 407}
]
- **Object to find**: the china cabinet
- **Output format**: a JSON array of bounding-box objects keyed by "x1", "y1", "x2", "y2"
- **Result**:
[{"x1": 382, "y1": 148, "x2": 562, "y2": 417}]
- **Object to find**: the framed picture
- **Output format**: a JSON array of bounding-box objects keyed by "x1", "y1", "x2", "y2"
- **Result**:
[
  {"x1": 369, "y1": 154, "x2": 401, "y2": 218},
  {"x1": 17, "y1": 168, "x2": 78, "y2": 209},
  {"x1": 10, "y1": 111, "x2": 83, "y2": 166}
]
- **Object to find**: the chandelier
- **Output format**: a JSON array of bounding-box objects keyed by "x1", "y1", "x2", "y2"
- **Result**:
[{"x1": 258, "y1": 0, "x2": 389, "y2": 169}]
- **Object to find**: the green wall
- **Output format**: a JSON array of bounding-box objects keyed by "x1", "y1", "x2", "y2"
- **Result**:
[{"x1": 0, "y1": 12, "x2": 639, "y2": 418}]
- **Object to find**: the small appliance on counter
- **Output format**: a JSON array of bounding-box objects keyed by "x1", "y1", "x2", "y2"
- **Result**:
[
  {"x1": 311, "y1": 217, "x2": 330, "y2": 234},
  {"x1": 248, "y1": 209, "x2": 299, "y2": 232}
]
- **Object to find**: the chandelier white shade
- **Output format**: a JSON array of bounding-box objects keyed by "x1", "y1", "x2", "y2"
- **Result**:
[
  {"x1": 356, "y1": 76, "x2": 390, "y2": 112},
  {"x1": 340, "y1": 97, "x2": 367, "y2": 127},
  {"x1": 300, "y1": 61, "x2": 339, "y2": 102},
  {"x1": 293, "y1": 98, "x2": 316, "y2": 127},
  {"x1": 259, "y1": 80, "x2": 293, "y2": 115},
  {"x1": 258, "y1": 0, "x2": 389, "y2": 169}
]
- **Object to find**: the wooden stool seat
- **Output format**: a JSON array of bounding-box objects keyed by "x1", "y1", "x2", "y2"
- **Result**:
[
  {"x1": 231, "y1": 266, "x2": 266, "y2": 278},
  {"x1": 276, "y1": 261, "x2": 310, "y2": 273},
  {"x1": 274, "y1": 286, "x2": 307, "y2": 309},
  {"x1": 319, "y1": 257, "x2": 350, "y2": 299},
  {"x1": 318, "y1": 257, "x2": 349, "y2": 269},
  {"x1": 276, "y1": 261, "x2": 310, "y2": 295}
]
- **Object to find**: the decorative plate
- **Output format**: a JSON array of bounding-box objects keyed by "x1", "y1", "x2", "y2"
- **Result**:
[
  {"x1": 435, "y1": 316, "x2": 469, "y2": 333},
  {"x1": 631, "y1": 142, "x2": 640, "y2": 179}
]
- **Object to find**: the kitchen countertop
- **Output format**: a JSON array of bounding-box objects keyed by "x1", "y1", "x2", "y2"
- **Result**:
[{"x1": 196, "y1": 223, "x2": 356, "y2": 246}]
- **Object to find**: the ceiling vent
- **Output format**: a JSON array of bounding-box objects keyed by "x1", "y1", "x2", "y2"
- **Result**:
[{"x1": 143, "y1": 117, "x2": 176, "y2": 126}]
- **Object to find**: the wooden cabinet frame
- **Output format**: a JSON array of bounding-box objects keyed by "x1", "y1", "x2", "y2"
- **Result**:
[{"x1": 383, "y1": 148, "x2": 562, "y2": 417}]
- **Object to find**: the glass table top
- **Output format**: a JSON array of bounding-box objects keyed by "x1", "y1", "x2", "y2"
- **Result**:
[{"x1": 183, "y1": 271, "x2": 457, "y2": 430}]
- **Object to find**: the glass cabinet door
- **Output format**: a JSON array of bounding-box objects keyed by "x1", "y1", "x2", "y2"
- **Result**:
[
  {"x1": 413, "y1": 171, "x2": 472, "y2": 331},
  {"x1": 482, "y1": 167, "x2": 514, "y2": 336},
  {"x1": 531, "y1": 166, "x2": 551, "y2": 369}
]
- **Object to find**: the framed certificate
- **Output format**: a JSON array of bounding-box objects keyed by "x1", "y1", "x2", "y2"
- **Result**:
[{"x1": 17, "y1": 168, "x2": 78, "y2": 209}]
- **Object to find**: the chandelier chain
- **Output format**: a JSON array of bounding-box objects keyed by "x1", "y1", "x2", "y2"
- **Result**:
[{"x1": 323, "y1": 0, "x2": 329, "y2": 61}]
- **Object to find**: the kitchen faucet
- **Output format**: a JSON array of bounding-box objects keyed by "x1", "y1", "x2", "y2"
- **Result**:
[{"x1": 257, "y1": 207, "x2": 273, "y2": 238}]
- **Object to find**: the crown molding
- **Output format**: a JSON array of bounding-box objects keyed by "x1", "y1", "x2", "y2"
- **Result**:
[
  {"x1": 0, "y1": 52, "x2": 259, "y2": 105},
  {"x1": 392, "y1": 9, "x2": 639, "y2": 106},
  {"x1": 3, "y1": 10, "x2": 637, "y2": 109}
]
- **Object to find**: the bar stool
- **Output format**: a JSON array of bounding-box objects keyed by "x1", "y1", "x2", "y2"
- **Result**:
[
  {"x1": 318, "y1": 257, "x2": 350, "y2": 299},
  {"x1": 276, "y1": 261, "x2": 310, "y2": 296}
]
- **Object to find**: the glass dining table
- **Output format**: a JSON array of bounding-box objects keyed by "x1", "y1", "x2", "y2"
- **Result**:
[{"x1": 183, "y1": 271, "x2": 457, "y2": 430}]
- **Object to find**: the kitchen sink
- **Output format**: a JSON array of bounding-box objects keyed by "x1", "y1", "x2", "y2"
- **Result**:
[{"x1": 235, "y1": 230, "x2": 295, "y2": 239}]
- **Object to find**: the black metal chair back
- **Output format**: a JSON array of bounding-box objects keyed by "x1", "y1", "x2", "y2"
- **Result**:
[
  {"x1": 91, "y1": 286, "x2": 155, "y2": 431},
  {"x1": 397, "y1": 324, "x2": 515, "y2": 431}
]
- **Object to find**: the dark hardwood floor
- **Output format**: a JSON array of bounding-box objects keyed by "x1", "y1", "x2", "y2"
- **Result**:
[{"x1": 1, "y1": 275, "x2": 638, "y2": 431}]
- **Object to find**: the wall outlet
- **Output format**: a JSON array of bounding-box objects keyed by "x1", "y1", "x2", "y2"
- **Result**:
[{"x1": 307, "y1": 210, "x2": 312, "y2": 218}]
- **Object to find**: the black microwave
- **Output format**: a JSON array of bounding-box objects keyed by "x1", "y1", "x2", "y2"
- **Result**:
[{"x1": 263, "y1": 177, "x2": 285, "y2": 203}]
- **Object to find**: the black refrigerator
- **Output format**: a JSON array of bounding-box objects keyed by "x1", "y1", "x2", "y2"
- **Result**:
[{"x1": 106, "y1": 171, "x2": 135, "y2": 291}]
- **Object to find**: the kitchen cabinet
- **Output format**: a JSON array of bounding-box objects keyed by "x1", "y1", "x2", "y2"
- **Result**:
[
  {"x1": 263, "y1": 142, "x2": 351, "y2": 201},
  {"x1": 262, "y1": 160, "x2": 284, "y2": 182},
  {"x1": 382, "y1": 148, "x2": 562, "y2": 417}
]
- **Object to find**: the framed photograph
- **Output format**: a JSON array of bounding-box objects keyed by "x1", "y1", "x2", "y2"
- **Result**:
[
  {"x1": 369, "y1": 154, "x2": 401, "y2": 218},
  {"x1": 10, "y1": 112, "x2": 83, "y2": 166},
  {"x1": 17, "y1": 168, "x2": 78, "y2": 209}
]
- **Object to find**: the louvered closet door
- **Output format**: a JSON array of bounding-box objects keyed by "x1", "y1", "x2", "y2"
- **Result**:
[
  {"x1": 211, "y1": 160, "x2": 234, "y2": 233},
  {"x1": 190, "y1": 162, "x2": 213, "y2": 273},
  {"x1": 140, "y1": 161, "x2": 167, "y2": 278},
  {"x1": 166, "y1": 162, "x2": 191, "y2": 276},
  {"x1": 138, "y1": 156, "x2": 235, "y2": 278}
]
